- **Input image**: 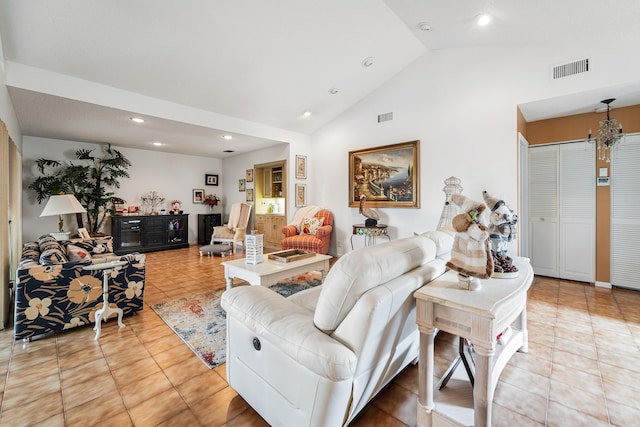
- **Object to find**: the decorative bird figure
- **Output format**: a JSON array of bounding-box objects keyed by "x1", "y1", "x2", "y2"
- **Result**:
[{"x1": 359, "y1": 194, "x2": 380, "y2": 226}]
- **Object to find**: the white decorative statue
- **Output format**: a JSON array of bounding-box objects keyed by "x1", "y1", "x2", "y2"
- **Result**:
[{"x1": 482, "y1": 190, "x2": 519, "y2": 278}]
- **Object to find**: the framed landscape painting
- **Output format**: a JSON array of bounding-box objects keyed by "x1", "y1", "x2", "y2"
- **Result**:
[{"x1": 348, "y1": 140, "x2": 420, "y2": 208}]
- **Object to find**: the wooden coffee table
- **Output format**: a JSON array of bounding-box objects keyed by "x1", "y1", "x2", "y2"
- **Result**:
[{"x1": 221, "y1": 252, "x2": 332, "y2": 290}]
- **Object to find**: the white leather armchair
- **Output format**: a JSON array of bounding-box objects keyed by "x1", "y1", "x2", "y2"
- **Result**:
[{"x1": 221, "y1": 231, "x2": 453, "y2": 426}]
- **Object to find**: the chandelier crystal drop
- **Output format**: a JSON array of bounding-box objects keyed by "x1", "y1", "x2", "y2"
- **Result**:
[{"x1": 587, "y1": 98, "x2": 624, "y2": 163}]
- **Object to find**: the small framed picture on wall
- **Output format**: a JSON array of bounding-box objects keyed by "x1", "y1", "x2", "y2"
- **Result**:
[
  {"x1": 296, "y1": 154, "x2": 307, "y2": 179},
  {"x1": 246, "y1": 188, "x2": 254, "y2": 202},
  {"x1": 193, "y1": 189, "x2": 204, "y2": 203},
  {"x1": 205, "y1": 174, "x2": 218, "y2": 186},
  {"x1": 246, "y1": 169, "x2": 254, "y2": 182},
  {"x1": 295, "y1": 183, "x2": 306, "y2": 207},
  {"x1": 239, "y1": 179, "x2": 246, "y2": 192}
]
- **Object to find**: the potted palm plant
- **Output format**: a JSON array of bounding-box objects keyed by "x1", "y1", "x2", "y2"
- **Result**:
[{"x1": 29, "y1": 145, "x2": 132, "y2": 235}]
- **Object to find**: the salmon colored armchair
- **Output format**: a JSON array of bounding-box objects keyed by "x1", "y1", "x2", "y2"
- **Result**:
[{"x1": 281, "y1": 209, "x2": 333, "y2": 254}]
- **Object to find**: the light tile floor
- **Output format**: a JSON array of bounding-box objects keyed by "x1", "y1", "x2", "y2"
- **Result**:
[{"x1": 0, "y1": 246, "x2": 638, "y2": 426}]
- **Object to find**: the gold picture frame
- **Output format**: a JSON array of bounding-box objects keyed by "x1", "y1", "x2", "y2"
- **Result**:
[{"x1": 348, "y1": 140, "x2": 420, "y2": 208}]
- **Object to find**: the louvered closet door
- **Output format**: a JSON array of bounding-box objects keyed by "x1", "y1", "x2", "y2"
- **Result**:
[
  {"x1": 559, "y1": 143, "x2": 595, "y2": 282},
  {"x1": 611, "y1": 133, "x2": 640, "y2": 290},
  {"x1": 529, "y1": 145, "x2": 559, "y2": 277}
]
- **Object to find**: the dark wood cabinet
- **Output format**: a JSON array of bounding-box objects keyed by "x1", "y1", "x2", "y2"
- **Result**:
[
  {"x1": 112, "y1": 214, "x2": 189, "y2": 254},
  {"x1": 197, "y1": 213, "x2": 222, "y2": 244}
]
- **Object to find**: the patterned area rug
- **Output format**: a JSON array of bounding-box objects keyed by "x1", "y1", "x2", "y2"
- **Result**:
[{"x1": 151, "y1": 272, "x2": 322, "y2": 369}]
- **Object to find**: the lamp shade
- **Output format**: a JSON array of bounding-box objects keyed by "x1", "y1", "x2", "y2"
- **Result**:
[{"x1": 40, "y1": 194, "x2": 87, "y2": 217}]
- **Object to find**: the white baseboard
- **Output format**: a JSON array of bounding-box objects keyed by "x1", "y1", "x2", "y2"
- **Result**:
[{"x1": 595, "y1": 281, "x2": 612, "y2": 289}]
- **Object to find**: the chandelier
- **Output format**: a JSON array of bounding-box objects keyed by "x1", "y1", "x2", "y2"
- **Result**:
[{"x1": 587, "y1": 98, "x2": 624, "y2": 163}]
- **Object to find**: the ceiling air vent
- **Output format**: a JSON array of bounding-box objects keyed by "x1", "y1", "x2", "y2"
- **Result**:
[
  {"x1": 552, "y1": 58, "x2": 589, "y2": 79},
  {"x1": 378, "y1": 112, "x2": 393, "y2": 123}
]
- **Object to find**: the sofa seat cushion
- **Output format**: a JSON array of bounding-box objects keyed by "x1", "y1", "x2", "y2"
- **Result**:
[
  {"x1": 222, "y1": 285, "x2": 357, "y2": 381},
  {"x1": 212, "y1": 229, "x2": 235, "y2": 239},
  {"x1": 314, "y1": 236, "x2": 437, "y2": 333}
]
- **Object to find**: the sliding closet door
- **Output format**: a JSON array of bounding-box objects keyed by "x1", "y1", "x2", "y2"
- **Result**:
[
  {"x1": 611, "y1": 133, "x2": 640, "y2": 290},
  {"x1": 559, "y1": 142, "x2": 595, "y2": 282},
  {"x1": 529, "y1": 145, "x2": 559, "y2": 277}
]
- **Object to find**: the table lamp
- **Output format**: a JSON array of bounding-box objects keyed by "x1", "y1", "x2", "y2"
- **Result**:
[{"x1": 40, "y1": 194, "x2": 87, "y2": 240}]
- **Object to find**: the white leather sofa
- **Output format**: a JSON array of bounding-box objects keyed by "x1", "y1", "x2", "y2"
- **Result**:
[{"x1": 221, "y1": 231, "x2": 453, "y2": 427}]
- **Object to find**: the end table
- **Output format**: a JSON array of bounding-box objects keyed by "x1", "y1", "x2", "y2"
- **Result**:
[
  {"x1": 83, "y1": 260, "x2": 128, "y2": 340},
  {"x1": 351, "y1": 223, "x2": 390, "y2": 249}
]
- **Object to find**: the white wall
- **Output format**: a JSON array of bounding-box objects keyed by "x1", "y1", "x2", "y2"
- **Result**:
[
  {"x1": 0, "y1": 37, "x2": 22, "y2": 148},
  {"x1": 311, "y1": 39, "x2": 640, "y2": 256},
  {"x1": 20, "y1": 38, "x2": 640, "y2": 256},
  {"x1": 22, "y1": 137, "x2": 223, "y2": 243}
]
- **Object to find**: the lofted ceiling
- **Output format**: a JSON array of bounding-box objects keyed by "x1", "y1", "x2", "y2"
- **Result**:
[{"x1": 1, "y1": 0, "x2": 639, "y2": 157}]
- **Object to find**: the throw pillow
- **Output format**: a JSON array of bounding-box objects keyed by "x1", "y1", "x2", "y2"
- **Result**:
[
  {"x1": 67, "y1": 244, "x2": 93, "y2": 262},
  {"x1": 39, "y1": 248, "x2": 69, "y2": 265},
  {"x1": 39, "y1": 235, "x2": 61, "y2": 252},
  {"x1": 72, "y1": 239, "x2": 112, "y2": 255},
  {"x1": 302, "y1": 217, "x2": 324, "y2": 235}
]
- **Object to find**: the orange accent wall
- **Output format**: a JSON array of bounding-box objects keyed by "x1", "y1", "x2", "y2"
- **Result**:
[{"x1": 524, "y1": 104, "x2": 640, "y2": 284}]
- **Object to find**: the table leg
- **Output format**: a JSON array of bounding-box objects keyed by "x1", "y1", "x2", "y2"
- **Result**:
[
  {"x1": 94, "y1": 269, "x2": 125, "y2": 340},
  {"x1": 417, "y1": 326, "x2": 436, "y2": 425},
  {"x1": 473, "y1": 344, "x2": 495, "y2": 427},
  {"x1": 517, "y1": 307, "x2": 529, "y2": 353}
]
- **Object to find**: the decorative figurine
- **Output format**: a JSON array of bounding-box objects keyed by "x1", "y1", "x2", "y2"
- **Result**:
[
  {"x1": 359, "y1": 194, "x2": 380, "y2": 226},
  {"x1": 482, "y1": 190, "x2": 519, "y2": 278},
  {"x1": 170, "y1": 200, "x2": 182, "y2": 215},
  {"x1": 445, "y1": 194, "x2": 493, "y2": 290}
]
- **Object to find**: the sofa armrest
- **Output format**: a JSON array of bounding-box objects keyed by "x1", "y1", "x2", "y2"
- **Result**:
[
  {"x1": 221, "y1": 286, "x2": 356, "y2": 381},
  {"x1": 315, "y1": 225, "x2": 333, "y2": 239},
  {"x1": 282, "y1": 225, "x2": 299, "y2": 237}
]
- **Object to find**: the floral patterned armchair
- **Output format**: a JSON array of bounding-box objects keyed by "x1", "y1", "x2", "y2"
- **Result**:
[{"x1": 14, "y1": 235, "x2": 145, "y2": 341}]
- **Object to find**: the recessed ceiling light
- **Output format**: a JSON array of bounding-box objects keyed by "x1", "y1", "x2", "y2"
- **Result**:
[
  {"x1": 151, "y1": 141, "x2": 163, "y2": 146},
  {"x1": 222, "y1": 135, "x2": 233, "y2": 140},
  {"x1": 361, "y1": 57, "x2": 375, "y2": 67},
  {"x1": 223, "y1": 150, "x2": 234, "y2": 153},
  {"x1": 476, "y1": 14, "x2": 491, "y2": 26},
  {"x1": 328, "y1": 87, "x2": 339, "y2": 95},
  {"x1": 130, "y1": 117, "x2": 145, "y2": 123},
  {"x1": 303, "y1": 110, "x2": 312, "y2": 117},
  {"x1": 417, "y1": 22, "x2": 431, "y2": 32}
]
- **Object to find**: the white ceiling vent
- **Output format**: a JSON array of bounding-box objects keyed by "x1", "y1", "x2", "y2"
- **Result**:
[
  {"x1": 552, "y1": 58, "x2": 589, "y2": 79},
  {"x1": 378, "y1": 112, "x2": 393, "y2": 123}
]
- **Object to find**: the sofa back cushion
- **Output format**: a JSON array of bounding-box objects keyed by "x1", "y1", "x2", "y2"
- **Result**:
[
  {"x1": 313, "y1": 235, "x2": 437, "y2": 333},
  {"x1": 38, "y1": 234, "x2": 60, "y2": 252},
  {"x1": 37, "y1": 235, "x2": 70, "y2": 265},
  {"x1": 40, "y1": 247, "x2": 70, "y2": 265}
]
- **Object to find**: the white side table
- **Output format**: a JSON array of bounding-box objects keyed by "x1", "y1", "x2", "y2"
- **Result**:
[
  {"x1": 83, "y1": 260, "x2": 128, "y2": 340},
  {"x1": 414, "y1": 257, "x2": 534, "y2": 427}
]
